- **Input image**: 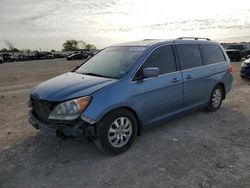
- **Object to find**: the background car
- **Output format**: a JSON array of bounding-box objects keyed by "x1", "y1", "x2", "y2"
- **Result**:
[
  {"x1": 45, "y1": 52, "x2": 54, "y2": 59},
  {"x1": 53, "y1": 53, "x2": 65, "y2": 58},
  {"x1": 226, "y1": 44, "x2": 250, "y2": 61},
  {"x1": 17, "y1": 55, "x2": 28, "y2": 61},
  {"x1": 2, "y1": 54, "x2": 15, "y2": 62},
  {"x1": 240, "y1": 56, "x2": 250, "y2": 78},
  {"x1": 66, "y1": 52, "x2": 88, "y2": 60},
  {"x1": 0, "y1": 55, "x2": 4, "y2": 64}
]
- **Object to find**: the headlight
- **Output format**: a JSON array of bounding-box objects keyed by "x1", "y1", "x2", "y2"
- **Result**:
[{"x1": 49, "y1": 96, "x2": 91, "y2": 120}]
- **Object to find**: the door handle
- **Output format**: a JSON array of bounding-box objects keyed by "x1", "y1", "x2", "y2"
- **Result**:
[
  {"x1": 185, "y1": 75, "x2": 193, "y2": 79},
  {"x1": 171, "y1": 78, "x2": 180, "y2": 83}
]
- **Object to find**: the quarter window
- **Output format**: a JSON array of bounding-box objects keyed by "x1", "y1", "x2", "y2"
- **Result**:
[
  {"x1": 177, "y1": 44, "x2": 203, "y2": 70},
  {"x1": 142, "y1": 45, "x2": 176, "y2": 75},
  {"x1": 200, "y1": 44, "x2": 225, "y2": 64}
]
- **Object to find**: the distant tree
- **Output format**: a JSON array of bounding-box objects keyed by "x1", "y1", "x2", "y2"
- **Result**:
[
  {"x1": 62, "y1": 39, "x2": 79, "y2": 51},
  {"x1": 62, "y1": 40, "x2": 97, "y2": 51},
  {"x1": 1, "y1": 48, "x2": 8, "y2": 52},
  {"x1": 12, "y1": 48, "x2": 19, "y2": 52},
  {"x1": 51, "y1": 49, "x2": 56, "y2": 52},
  {"x1": 22, "y1": 49, "x2": 31, "y2": 56},
  {"x1": 4, "y1": 40, "x2": 18, "y2": 56},
  {"x1": 85, "y1": 44, "x2": 97, "y2": 50},
  {"x1": 78, "y1": 40, "x2": 86, "y2": 50},
  {"x1": 4, "y1": 40, "x2": 15, "y2": 51}
]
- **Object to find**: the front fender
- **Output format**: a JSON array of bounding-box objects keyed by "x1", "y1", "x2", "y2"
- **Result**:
[{"x1": 81, "y1": 81, "x2": 137, "y2": 123}]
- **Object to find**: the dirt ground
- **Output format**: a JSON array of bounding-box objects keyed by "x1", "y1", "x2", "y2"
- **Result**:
[{"x1": 0, "y1": 59, "x2": 249, "y2": 188}]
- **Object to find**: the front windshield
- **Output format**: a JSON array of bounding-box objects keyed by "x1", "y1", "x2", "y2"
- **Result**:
[{"x1": 75, "y1": 46, "x2": 145, "y2": 79}]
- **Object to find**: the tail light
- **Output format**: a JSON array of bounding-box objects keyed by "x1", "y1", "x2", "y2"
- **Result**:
[{"x1": 228, "y1": 65, "x2": 233, "y2": 74}]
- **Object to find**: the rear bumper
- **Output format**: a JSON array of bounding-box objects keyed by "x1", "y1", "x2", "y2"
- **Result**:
[
  {"x1": 27, "y1": 111, "x2": 96, "y2": 139},
  {"x1": 224, "y1": 73, "x2": 233, "y2": 95}
]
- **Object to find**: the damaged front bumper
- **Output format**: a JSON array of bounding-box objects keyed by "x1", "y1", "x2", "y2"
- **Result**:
[{"x1": 27, "y1": 111, "x2": 96, "y2": 141}]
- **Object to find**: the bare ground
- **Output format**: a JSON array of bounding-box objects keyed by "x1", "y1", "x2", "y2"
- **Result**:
[{"x1": 0, "y1": 59, "x2": 249, "y2": 188}]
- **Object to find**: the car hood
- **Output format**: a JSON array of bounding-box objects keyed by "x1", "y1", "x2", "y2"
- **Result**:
[{"x1": 31, "y1": 72, "x2": 117, "y2": 102}]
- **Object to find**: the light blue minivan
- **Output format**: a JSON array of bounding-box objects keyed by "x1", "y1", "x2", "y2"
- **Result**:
[{"x1": 28, "y1": 37, "x2": 233, "y2": 154}]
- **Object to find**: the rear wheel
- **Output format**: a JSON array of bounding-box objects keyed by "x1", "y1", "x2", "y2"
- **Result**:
[
  {"x1": 206, "y1": 85, "x2": 224, "y2": 112},
  {"x1": 95, "y1": 109, "x2": 137, "y2": 155}
]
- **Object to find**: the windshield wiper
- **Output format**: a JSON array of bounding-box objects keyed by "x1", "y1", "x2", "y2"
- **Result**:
[
  {"x1": 83, "y1": 72, "x2": 118, "y2": 79},
  {"x1": 82, "y1": 72, "x2": 106, "y2": 77}
]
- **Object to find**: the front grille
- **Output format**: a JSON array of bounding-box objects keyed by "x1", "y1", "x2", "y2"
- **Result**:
[
  {"x1": 30, "y1": 96, "x2": 79, "y2": 126},
  {"x1": 30, "y1": 96, "x2": 57, "y2": 124}
]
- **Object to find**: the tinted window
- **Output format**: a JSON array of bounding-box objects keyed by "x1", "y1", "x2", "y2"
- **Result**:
[
  {"x1": 227, "y1": 45, "x2": 244, "y2": 50},
  {"x1": 142, "y1": 45, "x2": 176, "y2": 75},
  {"x1": 200, "y1": 44, "x2": 225, "y2": 64},
  {"x1": 177, "y1": 44, "x2": 203, "y2": 70}
]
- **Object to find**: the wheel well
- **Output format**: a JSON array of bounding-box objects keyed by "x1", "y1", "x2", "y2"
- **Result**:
[
  {"x1": 217, "y1": 83, "x2": 226, "y2": 99},
  {"x1": 101, "y1": 107, "x2": 141, "y2": 136}
]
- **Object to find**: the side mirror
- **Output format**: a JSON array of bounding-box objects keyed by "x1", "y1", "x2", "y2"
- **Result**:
[{"x1": 143, "y1": 67, "x2": 160, "y2": 78}]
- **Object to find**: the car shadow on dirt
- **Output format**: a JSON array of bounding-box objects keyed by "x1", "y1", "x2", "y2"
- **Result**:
[{"x1": 0, "y1": 107, "x2": 250, "y2": 187}]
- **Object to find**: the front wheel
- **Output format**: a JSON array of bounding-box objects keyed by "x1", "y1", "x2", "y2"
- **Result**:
[
  {"x1": 95, "y1": 109, "x2": 138, "y2": 155},
  {"x1": 206, "y1": 85, "x2": 224, "y2": 112}
]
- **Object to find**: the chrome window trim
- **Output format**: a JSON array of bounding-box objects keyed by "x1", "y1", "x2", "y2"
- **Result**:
[
  {"x1": 132, "y1": 70, "x2": 182, "y2": 83},
  {"x1": 180, "y1": 61, "x2": 227, "y2": 72}
]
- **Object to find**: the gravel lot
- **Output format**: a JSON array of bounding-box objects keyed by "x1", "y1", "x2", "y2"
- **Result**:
[{"x1": 0, "y1": 59, "x2": 249, "y2": 188}]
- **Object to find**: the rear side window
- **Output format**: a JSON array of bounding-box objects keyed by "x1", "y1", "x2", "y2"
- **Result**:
[
  {"x1": 143, "y1": 45, "x2": 176, "y2": 75},
  {"x1": 200, "y1": 44, "x2": 225, "y2": 65},
  {"x1": 177, "y1": 44, "x2": 203, "y2": 70}
]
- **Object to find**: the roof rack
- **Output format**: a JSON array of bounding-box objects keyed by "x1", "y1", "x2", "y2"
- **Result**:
[
  {"x1": 143, "y1": 39, "x2": 160, "y2": 41},
  {"x1": 177, "y1": 37, "x2": 211, "y2": 41}
]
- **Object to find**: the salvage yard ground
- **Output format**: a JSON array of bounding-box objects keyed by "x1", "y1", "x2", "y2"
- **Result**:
[{"x1": 0, "y1": 59, "x2": 249, "y2": 187}]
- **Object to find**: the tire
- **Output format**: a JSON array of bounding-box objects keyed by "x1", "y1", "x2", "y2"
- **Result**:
[
  {"x1": 206, "y1": 85, "x2": 224, "y2": 112},
  {"x1": 240, "y1": 74, "x2": 247, "y2": 79},
  {"x1": 95, "y1": 109, "x2": 138, "y2": 155}
]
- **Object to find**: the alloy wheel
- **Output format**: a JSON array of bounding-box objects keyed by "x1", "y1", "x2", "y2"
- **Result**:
[{"x1": 108, "y1": 117, "x2": 132, "y2": 148}]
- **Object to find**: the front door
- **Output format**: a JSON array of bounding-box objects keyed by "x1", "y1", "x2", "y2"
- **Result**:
[{"x1": 131, "y1": 45, "x2": 183, "y2": 128}]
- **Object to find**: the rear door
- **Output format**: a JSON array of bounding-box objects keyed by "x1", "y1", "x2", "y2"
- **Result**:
[
  {"x1": 199, "y1": 43, "x2": 228, "y2": 95},
  {"x1": 176, "y1": 44, "x2": 208, "y2": 111},
  {"x1": 131, "y1": 45, "x2": 183, "y2": 127}
]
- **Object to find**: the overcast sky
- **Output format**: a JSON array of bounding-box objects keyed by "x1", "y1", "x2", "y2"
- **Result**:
[{"x1": 0, "y1": 0, "x2": 250, "y2": 50}]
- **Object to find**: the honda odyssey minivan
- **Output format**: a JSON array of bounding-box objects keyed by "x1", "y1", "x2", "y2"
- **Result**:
[{"x1": 28, "y1": 37, "x2": 233, "y2": 154}]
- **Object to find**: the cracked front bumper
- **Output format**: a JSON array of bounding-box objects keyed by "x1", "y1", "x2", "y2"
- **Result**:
[{"x1": 27, "y1": 111, "x2": 90, "y2": 138}]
